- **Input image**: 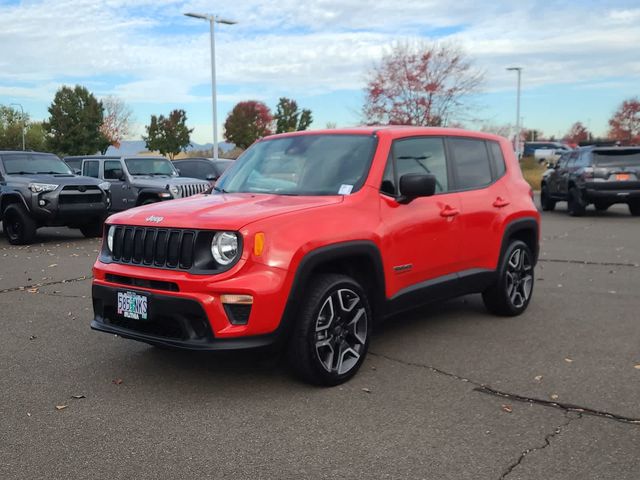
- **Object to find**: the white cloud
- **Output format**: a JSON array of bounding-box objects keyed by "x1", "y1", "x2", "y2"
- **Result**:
[{"x1": 0, "y1": 0, "x2": 639, "y2": 113}]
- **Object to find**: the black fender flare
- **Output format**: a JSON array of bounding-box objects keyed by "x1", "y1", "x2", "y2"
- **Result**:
[
  {"x1": 0, "y1": 192, "x2": 30, "y2": 218},
  {"x1": 499, "y1": 217, "x2": 540, "y2": 265},
  {"x1": 136, "y1": 188, "x2": 170, "y2": 204},
  {"x1": 278, "y1": 240, "x2": 386, "y2": 338}
]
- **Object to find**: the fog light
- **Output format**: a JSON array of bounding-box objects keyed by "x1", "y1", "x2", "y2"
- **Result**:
[{"x1": 38, "y1": 200, "x2": 45, "y2": 206}]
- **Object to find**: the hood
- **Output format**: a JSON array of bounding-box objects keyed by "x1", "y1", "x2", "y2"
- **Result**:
[
  {"x1": 7, "y1": 173, "x2": 102, "y2": 186},
  {"x1": 107, "y1": 192, "x2": 344, "y2": 230},
  {"x1": 130, "y1": 176, "x2": 208, "y2": 189}
]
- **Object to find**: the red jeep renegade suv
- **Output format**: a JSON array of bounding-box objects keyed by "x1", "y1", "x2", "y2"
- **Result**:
[{"x1": 92, "y1": 127, "x2": 540, "y2": 385}]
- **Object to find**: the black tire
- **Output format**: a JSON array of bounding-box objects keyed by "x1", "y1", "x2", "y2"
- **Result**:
[
  {"x1": 567, "y1": 187, "x2": 586, "y2": 217},
  {"x1": 2, "y1": 203, "x2": 37, "y2": 245},
  {"x1": 287, "y1": 273, "x2": 371, "y2": 386},
  {"x1": 594, "y1": 201, "x2": 609, "y2": 212},
  {"x1": 629, "y1": 202, "x2": 640, "y2": 216},
  {"x1": 482, "y1": 240, "x2": 535, "y2": 316},
  {"x1": 540, "y1": 185, "x2": 556, "y2": 211},
  {"x1": 79, "y1": 220, "x2": 104, "y2": 238}
]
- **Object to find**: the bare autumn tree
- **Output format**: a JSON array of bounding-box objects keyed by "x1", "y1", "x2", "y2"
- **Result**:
[
  {"x1": 363, "y1": 41, "x2": 483, "y2": 126},
  {"x1": 608, "y1": 98, "x2": 640, "y2": 145},
  {"x1": 564, "y1": 122, "x2": 591, "y2": 145},
  {"x1": 100, "y1": 96, "x2": 134, "y2": 154}
]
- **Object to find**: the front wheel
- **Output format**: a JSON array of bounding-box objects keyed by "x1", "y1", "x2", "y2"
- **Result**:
[
  {"x1": 629, "y1": 202, "x2": 640, "y2": 216},
  {"x1": 79, "y1": 219, "x2": 104, "y2": 238},
  {"x1": 3, "y1": 203, "x2": 37, "y2": 245},
  {"x1": 482, "y1": 240, "x2": 535, "y2": 316},
  {"x1": 567, "y1": 187, "x2": 586, "y2": 217},
  {"x1": 540, "y1": 186, "x2": 556, "y2": 211},
  {"x1": 287, "y1": 274, "x2": 371, "y2": 386}
]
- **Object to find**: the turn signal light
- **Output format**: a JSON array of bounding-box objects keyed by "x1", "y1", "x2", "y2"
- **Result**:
[
  {"x1": 254, "y1": 232, "x2": 265, "y2": 256},
  {"x1": 220, "y1": 294, "x2": 254, "y2": 305}
]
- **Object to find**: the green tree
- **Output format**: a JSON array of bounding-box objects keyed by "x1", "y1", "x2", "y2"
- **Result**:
[
  {"x1": 142, "y1": 109, "x2": 193, "y2": 160},
  {"x1": 274, "y1": 97, "x2": 313, "y2": 133},
  {"x1": 43, "y1": 85, "x2": 110, "y2": 156},
  {"x1": 223, "y1": 101, "x2": 273, "y2": 149},
  {"x1": 0, "y1": 105, "x2": 48, "y2": 151}
]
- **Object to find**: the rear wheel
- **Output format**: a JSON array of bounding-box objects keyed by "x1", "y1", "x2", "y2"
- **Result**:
[
  {"x1": 540, "y1": 185, "x2": 556, "y2": 211},
  {"x1": 287, "y1": 274, "x2": 371, "y2": 386},
  {"x1": 629, "y1": 202, "x2": 640, "y2": 216},
  {"x1": 567, "y1": 187, "x2": 586, "y2": 217},
  {"x1": 594, "y1": 201, "x2": 609, "y2": 212},
  {"x1": 482, "y1": 240, "x2": 535, "y2": 316},
  {"x1": 2, "y1": 203, "x2": 37, "y2": 245}
]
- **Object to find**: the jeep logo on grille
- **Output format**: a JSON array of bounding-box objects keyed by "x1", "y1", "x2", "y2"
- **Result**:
[{"x1": 145, "y1": 215, "x2": 164, "y2": 223}]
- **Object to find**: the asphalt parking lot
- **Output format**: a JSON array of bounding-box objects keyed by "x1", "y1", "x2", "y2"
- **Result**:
[{"x1": 1, "y1": 200, "x2": 639, "y2": 479}]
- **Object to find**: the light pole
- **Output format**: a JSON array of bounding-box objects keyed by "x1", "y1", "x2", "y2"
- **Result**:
[
  {"x1": 184, "y1": 12, "x2": 237, "y2": 161},
  {"x1": 506, "y1": 67, "x2": 522, "y2": 158},
  {"x1": 10, "y1": 103, "x2": 26, "y2": 151}
]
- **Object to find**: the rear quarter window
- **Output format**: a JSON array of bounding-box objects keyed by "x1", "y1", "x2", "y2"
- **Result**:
[
  {"x1": 487, "y1": 141, "x2": 506, "y2": 178},
  {"x1": 449, "y1": 138, "x2": 493, "y2": 190}
]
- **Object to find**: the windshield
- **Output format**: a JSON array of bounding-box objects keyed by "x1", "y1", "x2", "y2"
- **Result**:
[
  {"x1": 216, "y1": 134, "x2": 377, "y2": 195},
  {"x1": 1, "y1": 153, "x2": 73, "y2": 175},
  {"x1": 124, "y1": 158, "x2": 177, "y2": 176},
  {"x1": 593, "y1": 150, "x2": 640, "y2": 167}
]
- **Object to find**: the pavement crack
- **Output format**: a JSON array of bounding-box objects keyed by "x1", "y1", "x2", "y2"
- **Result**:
[
  {"x1": 499, "y1": 412, "x2": 580, "y2": 480},
  {"x1": 538, "y1": 258, "x2": 638, "y2": 268},
  {"x1": 370, "y1": 352, "x2": 640, "y2": 425},
  {"x1": 476, "y1": 385, "x2": 640, "y2": 425},
  {"x1": 0, "y1": 275, "x2": 91, "y2": 294}
]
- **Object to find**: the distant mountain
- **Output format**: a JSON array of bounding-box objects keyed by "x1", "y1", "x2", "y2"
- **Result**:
[{"x1": 106, "y1": 140, "x2": 235, "y2": 156}]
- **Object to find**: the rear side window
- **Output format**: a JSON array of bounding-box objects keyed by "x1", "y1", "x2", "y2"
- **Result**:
[
  {"x1": 83, "y1": 160, "x2": 99, "y2": 178},
  {"x1": 487, "y1": 141, "x2": 506, "y2": 178},
  {"x1": 449, "y1": 138, "x2": 492, "y2": 190},
  {"x1": 104, "y1": 160, "x2": 124, "y2": 180},
  {"x1": 382, "y1": 137, "x2": 448, "y2": 195}
]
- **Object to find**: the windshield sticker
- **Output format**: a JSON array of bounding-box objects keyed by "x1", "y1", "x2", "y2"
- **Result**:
[{"x1": 338, "y1": 184, "x2": 353, "y2": 195}]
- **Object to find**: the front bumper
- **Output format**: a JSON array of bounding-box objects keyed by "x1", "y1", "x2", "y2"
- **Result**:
[
  {"x1": 91, "y1": 259, "x2": 292, "y2": 350},
  {"x1": 29, "y1": 189, "x2": 109, "y2": 224}
]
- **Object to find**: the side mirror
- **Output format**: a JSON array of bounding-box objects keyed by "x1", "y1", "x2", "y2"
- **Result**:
[
  {"x1": 176, "y1": 168, "x2": 181, "y2": 174},
  {"x1": 398, "y1": 174, "x2": 436, "y2": 204}
]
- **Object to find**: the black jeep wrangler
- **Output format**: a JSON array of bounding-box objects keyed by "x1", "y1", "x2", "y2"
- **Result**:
[
  {"x1": 541, "y1": 146, "x2": 640, "y2": 216},
  {"x1": 0, "y1": 151, "x2": 110, "y2": 244}
]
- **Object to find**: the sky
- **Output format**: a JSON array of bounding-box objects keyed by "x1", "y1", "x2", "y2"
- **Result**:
[{"x1": 0, "y1": 0, "x2": 639, "y2": 144}]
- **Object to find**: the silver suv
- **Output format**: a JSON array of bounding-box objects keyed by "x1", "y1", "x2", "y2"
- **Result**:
[{"x1": 67, "y1": 156, "x2": 210, "y2": 212}]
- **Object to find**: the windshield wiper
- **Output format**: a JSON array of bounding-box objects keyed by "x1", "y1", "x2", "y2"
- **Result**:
[
  {"x1": 9, "y1": 171, "x2": 36, "y2": 175},
  {"x1": 36, "y1": 171, "x2": 68, "y2": 174}
]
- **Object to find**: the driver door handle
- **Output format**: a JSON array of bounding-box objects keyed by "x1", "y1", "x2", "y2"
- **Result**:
[
  {"x1": 493, "y1": 197, "x2": 510, "y2": 208},
  {"x1": 440, "y1": 205, "x2": 460, "y2": 217}
]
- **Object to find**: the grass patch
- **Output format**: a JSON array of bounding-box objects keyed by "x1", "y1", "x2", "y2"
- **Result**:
[{"x1": 519, "y1": 155, "x2": 546, "y2": 191}]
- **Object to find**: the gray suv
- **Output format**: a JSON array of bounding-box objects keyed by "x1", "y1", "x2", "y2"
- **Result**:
[
  {"x1": 0, "y1": 151, "x2": 110, "y2": 244},
  {"x1": 67, "y1": 156, "x2": 210, "y2": 211}
]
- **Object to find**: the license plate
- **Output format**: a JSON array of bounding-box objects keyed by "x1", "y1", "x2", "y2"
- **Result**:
[
  {"x1": 616, "y1": 173, "x2": 630, "y2": 181},
  {"x1": 117, "y1": 291, "x2": 148, "y2": 320}
]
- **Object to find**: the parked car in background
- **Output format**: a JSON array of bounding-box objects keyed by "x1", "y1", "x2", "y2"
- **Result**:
[
  {"x1": 541, "y1": 146, "x2": 640, "y2": 216},
  {"x1": 71, "y1": 155, "x2": 210, "y2": 212},
  {"x1": 63, "y1": 156, "x2": 83, "y2": 174},
  {"x1": 0, "y1": 151, "x2": 110, "y2": 244},
  {"x1": 91, "y1": 127, "x2": 540, "y2": 386},
  {"x1": 523, "y1": 141, "x2": 572, "y2": 163},
  {"x1": 173, "y1": 157, "x2": 234, "y2": 185}
]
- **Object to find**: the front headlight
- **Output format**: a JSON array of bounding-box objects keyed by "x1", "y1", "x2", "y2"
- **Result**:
[
  {"x1": 98, "y1": 181, "x2": 110, "y2": 191},
  {"x1": 29, "y1": 183, "x2": 58, "y2": 193},
  {"x1": 169, "y1": 185, "x2": 180, "y2": 197},
  {"x1": 107, "y1": 225, "x2": 115, "y2": 252},
  {"x1": 210, "y1": 231, "x2": 239, "y2": 266}
]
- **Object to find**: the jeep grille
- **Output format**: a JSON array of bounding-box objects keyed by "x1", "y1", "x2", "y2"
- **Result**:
[{"x1": 178, "y1": 183, "x2": 209, "y2": 198}]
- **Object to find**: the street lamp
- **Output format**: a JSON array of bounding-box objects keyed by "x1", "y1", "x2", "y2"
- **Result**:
[
  {"x1": 9, "y1": 103, "x2": 26, "y2": 151},
  {"x1": 506, "y1": 67, "x2": 522, "y2": 159},
  {"x1": 184, "y1": 12, "x2": 237, "y2": 161}
]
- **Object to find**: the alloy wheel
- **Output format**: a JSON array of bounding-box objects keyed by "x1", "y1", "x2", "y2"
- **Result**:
[
  {"x1": 505, "y1": 248, "x2": 533, "y2": 308},
  {"x1": 314, "y1": 288, "x2": 368, "y2": 375}
]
